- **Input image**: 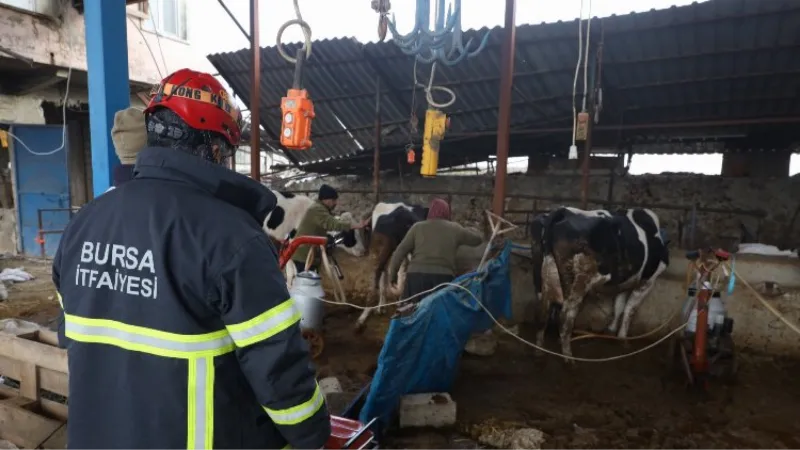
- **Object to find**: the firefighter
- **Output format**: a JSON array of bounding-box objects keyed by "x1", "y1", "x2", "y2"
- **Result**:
[{"x1": 53, "y1": 68, "x2": 331, "y2": 449}]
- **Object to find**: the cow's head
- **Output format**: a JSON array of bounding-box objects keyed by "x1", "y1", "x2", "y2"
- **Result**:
[{"x1": 335, "y1": 212, "x2": 368, "y2": 257}]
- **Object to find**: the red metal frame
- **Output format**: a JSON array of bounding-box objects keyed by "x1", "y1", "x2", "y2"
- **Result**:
[
  {"x1": 278, "y1": 235, "x2": 329, "y2": 269},
  {"x1": 326, "y1": 416, "x2": 376, "y2": 449}
]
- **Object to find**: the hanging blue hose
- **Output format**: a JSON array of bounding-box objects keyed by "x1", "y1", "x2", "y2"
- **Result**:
[{"x1": 387, "y1": 0, "x2": 491, "y2": 66}]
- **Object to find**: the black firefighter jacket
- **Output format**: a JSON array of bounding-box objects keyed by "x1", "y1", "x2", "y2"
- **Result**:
[{"x1": 53, "y1": 147, "x2": 331, "y2": 449}]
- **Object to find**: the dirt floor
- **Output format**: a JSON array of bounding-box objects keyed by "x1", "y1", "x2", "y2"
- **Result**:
[{"x1": 3, "y1": 257, "x2": 800, "y2": 449}]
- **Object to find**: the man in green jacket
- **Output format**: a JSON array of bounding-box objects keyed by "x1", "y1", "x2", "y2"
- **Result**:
[{"x1": 292, "y1": 184, "x2": 369, "y2": 272}]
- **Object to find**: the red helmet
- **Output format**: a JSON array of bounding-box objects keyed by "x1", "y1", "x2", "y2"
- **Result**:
[{"x1": 145, "y1": 68, "x2": 243, "y2": 146}]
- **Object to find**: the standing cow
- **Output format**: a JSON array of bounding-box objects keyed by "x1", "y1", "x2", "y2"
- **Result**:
[
  {"x1": 262, "y1": 190, "x2": 368, "y2": 257},
  {"x1": 530, "y1": 206, "x2": 670, "y2": 360},
  {"x1": 355, "y1": 201, "x2": 429, "y2": 331}
]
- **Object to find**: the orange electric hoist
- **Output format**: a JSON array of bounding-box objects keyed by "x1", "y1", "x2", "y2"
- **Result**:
[{"x1": 280, "y1": 48, "x2": 315, "y2": 150}]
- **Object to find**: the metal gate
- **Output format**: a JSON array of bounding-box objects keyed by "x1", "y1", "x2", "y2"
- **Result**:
[{"x1": 10, "y1": 125, "x2": 72, "y2": 258}]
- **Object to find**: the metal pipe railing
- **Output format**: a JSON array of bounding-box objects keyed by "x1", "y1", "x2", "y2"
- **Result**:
[{"x1": 36, "y1": 207, "x2": 81, "y2": 258}]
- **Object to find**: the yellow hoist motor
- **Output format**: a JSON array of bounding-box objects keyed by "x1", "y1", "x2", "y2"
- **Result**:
[{"x1": 420, "y1": 108, "x2": 449, "y2": 177}]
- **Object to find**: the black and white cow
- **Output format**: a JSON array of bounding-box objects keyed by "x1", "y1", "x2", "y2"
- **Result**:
[
  {"x1": 262, "y1": 189, "x2": 368, "y2": 258},
  {"x1": 530, "y1": 206, "x2": 670, "y2": 360},
  {"x1": 355, "y1": 201, "x2": 429, "y2": 331}
]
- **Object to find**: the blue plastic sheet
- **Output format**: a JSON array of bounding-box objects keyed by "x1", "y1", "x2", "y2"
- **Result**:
[{"x1": 359, "y1": 241, "x2": 515, "y2": 428}]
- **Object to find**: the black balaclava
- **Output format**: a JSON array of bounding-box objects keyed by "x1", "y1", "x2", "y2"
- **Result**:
[{"x1": 145, "y1": 107, "x2": 236, "y2": 166}]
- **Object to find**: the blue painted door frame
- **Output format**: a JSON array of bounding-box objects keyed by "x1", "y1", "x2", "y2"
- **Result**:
[{"x1": 10, "y1": 125, "x2": 72, "y2": 258}]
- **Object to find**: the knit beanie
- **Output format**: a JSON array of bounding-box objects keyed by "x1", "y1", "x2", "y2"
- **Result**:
[
  {"x1": 428, "y1": 198, "x2": 451, "y2": 220},
  {"x1": 111, "y1": 107, "x2": 147, "y2": 165},
  {"x1": 318, "y1": 184, "x2": 338, "y2": 200}
]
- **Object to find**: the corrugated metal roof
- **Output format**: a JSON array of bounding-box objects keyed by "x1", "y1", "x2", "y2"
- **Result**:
[{"x1": 208, "y1": 0, "x2": 800, "y2": 171}]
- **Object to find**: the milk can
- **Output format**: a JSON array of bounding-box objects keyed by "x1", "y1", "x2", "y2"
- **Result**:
[{"x1": 289, "y1": 271, "x2": 326, "y2": 331}]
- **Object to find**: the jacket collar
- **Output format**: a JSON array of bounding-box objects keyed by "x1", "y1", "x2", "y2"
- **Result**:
[
  {"x1": 133, "y1": 147, "x2": 276, "y2": 225},
  {"x1": 113, "y1": 164, "x2": 135, "y2": 187}
]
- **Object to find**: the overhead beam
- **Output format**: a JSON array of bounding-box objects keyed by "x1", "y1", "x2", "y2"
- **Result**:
[{"x1": 7, "y1": 73, "x2": 65, "y2": 96}]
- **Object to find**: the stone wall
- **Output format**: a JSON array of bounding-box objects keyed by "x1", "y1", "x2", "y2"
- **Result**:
[{"x1": 279, "y1": 171, "x2": 800, "y2": 249}]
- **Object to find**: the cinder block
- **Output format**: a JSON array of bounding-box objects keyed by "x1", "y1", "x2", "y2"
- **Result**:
[
  {"x1": 319, "y1": 377, "x2": 342, "y2": 395},
  {"x1": 399, "y1": 393, "x2": 457, "y2": 428}
]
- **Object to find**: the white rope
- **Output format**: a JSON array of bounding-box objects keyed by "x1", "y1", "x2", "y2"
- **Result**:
[
  {"x1": 413, "y1": 58, "x2": 457, "y2": 109},
  {"x1": 581, "y1": 0, "x2": 593, "y2": 112},
  {"x1": 315, "y1": 275, "x2": 689, "y2": 363},
  {"x1": 276, "y1": 0, "x2": 313, "y2": 64},
  {"x1": 729, "y1": 263, "x2": 800, "y2": 336}
]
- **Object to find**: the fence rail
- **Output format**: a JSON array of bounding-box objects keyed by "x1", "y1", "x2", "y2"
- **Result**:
[{"x1": 36, "y1": 207, "x2": 80, "y2": 259}]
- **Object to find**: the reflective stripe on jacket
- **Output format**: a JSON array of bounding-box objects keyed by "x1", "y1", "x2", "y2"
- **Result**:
[{"x1": 53, "y1": 147, "x2": 330, "y2": 449}]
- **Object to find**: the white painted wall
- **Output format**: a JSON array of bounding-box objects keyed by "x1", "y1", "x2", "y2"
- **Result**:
[{"x1": 0, "y1": 1, "x2": 211, "y2": 85}]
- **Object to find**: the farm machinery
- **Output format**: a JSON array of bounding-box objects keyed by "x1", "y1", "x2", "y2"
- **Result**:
[{"x1": 668, "y1": 248, "x2": 737, "y2": 389}]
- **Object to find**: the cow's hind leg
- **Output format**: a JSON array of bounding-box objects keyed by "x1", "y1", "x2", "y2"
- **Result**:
[
  {"x1": 618, "y1": 279, "x2": 656, "y2": 339},
  {"x1": 560, "y1": 257, "x2": 611, "y2": 364},
  {"x1": 355, "y1": 269, "x2": 383, "y2": 333},
  {"x1": 606, "y1": 291, "x2": 630, "y2": 334},
  {"x1": 377, "y1": 271, "x2": 388, "y2": 315}
]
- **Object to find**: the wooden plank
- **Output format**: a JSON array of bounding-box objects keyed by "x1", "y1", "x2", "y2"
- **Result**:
[
  {"x1": 40, "y1": 423, "x2": 67, "y2": 449},
  {"x1": 39, "y1": 369, "x2": 68, "y2": 398},
  {"x1": 0, "y1": 334, "x2": 67, "y2": 374},
  {"x1": 0, "y1": 395, "x2": 36, "y2": 409},
  {"x1": 0, "y1": 401, "x2": 61, "y2": 449},
  {"x1": 0, "y1": 355, "x2": 21, "y2": 380},
  {"x1": 37, "y1": 330, "x2": 59, "y2": 347},
  {"x1": 19, "y1": 363, "x2": 38, "y2": 400},
  {"x1": 40, "y1": 400, "x2": 68, "y2": 422}
]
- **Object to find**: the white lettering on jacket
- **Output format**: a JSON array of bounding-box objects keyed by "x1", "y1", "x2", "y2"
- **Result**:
[{"x1": 75, "y1": 242, "x2": 158, "y2": 299}]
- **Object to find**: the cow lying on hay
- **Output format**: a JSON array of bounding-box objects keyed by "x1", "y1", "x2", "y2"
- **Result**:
[{"x1": 530, "y1": 206, "x2": 670, "y2": 361}]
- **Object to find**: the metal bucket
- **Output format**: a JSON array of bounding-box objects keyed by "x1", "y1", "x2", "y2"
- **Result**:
[{"x1": 290, "y1": 271, "x2": 326, "y2": 331}]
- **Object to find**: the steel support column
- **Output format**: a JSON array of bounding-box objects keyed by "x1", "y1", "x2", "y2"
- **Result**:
[
  {"x1": 249, "y1": 0, "x2": 262, "y2": 181},
  {"x1": 84, "y1": 0, "x2": 129, "y2": 197},
  {"x1": 492, "y1": 0, "x2": 517, "y2": 217},
  {"x1": 373, "y1": 76, "x2": 381, "y2": 204}
]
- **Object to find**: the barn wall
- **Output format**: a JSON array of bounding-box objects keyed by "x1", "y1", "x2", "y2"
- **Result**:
[
  {"x1": 328, "y1": 247, "x2": 800, "y2": 358},
  {"x1": 280, "y1": 172, "x2": 800, "y2": 250}
]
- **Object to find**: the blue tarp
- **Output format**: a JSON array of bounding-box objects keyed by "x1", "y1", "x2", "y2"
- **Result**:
[{"x1": 359, "y1": 241, "x2": 515, "y2": 428}]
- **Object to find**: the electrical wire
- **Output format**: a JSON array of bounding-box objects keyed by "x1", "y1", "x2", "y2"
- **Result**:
[
  {"x1": 146, "y1": 0, "x2": 169, "y2": 75},
  {"x1": 581, "y1": 0, "x2": 593, "y2": 112},
  {"x1": 4, "y1": 25, "x2": 75, "y2": 157},
  {"x1": 276, "y1": 0, "x2": 313, "y2": 64},
  {"x1": 570, "y1": 0, "x2": 585, "y2": 150},
  {"x1": 128, "y1": 16, "x2": 164, "y2": 79}
]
